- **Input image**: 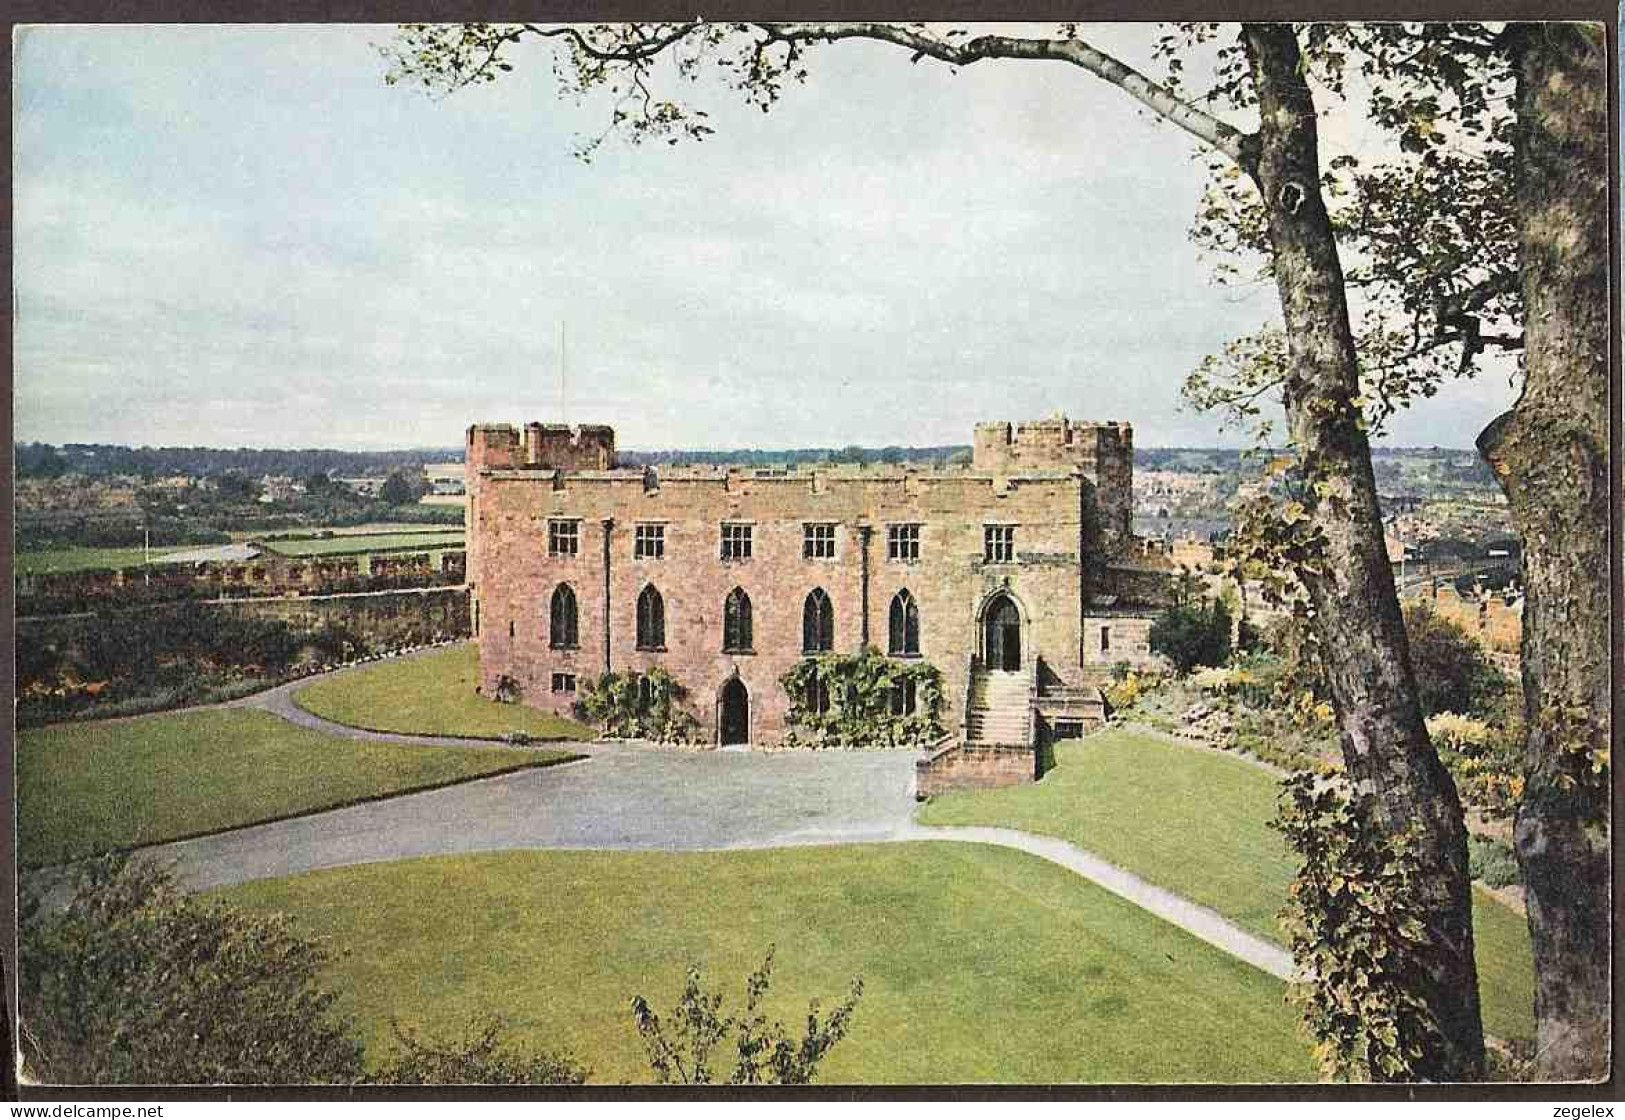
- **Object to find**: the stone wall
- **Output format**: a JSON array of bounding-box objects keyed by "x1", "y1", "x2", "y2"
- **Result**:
[
  {"x1": 18, "y1": 586, "x2": 472, "y2": 653},
  {"x1": 915, "y1": 742, "x2": 1036, "y2": 799},
  {"x1": 16, "y1": 551, "x2": 462, "y2": 616},
  {"x1": 214, "y1": 586, "x2": 471, "y2": 647},
  {"x1": 1080, "y1": 612, "x2": 1157, "y2": 668}
]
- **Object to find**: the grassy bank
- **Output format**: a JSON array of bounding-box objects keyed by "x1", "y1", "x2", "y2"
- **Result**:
[
  {"x1": 294, "y1": 644, "x2": 593, "y2": 741},
  {"x1": 917, "y1": 729, "x2": 1536, "y2": 1042},
  {"x1": 18, "y1": 708, "x2": 580, "y2": 866},
  {"x1": 219, "y1": 845, "x2": 1317, "y2": 1084}
]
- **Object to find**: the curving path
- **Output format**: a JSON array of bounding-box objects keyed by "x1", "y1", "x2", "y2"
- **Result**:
[{"x1": 132, "y1": 649, "x2": 1293, "y2": 981}]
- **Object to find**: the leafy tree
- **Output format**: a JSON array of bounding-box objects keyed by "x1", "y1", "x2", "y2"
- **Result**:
[
  {"x1": 1402, "y1": 602, "x2": 1507, "y2": 719},
  {"x1": 212, "y1": 471, "x2": 260, "y2": 503},
  {"x1": 370, "y1": 1016, "x2": 587, "y2": 1085},
  {"x1": 630, "y1": 946, "x2": 862, "y2": 1085},
  {"x1": 1150, "y1": 598, "x2": 1232, "y2": 675},
  {"x1": 18, "y1": 856, "x2": 364, "y2": 1085},
  {"x1": 17, "y1": 443, "x2": 70, "y2": 478},
  {"x1": 378, "y1": 469, "x2": 426, "y2": 506},
  {"x1": 383, "y1": 20, "x2": 1609, "y2": 1077},
  {"x1": 1169, "y1": 22, "x2": 1609, "y2": 1075},
  {"x1": 1235, "y1": 615, "x2": 1264, "y2": 655}
]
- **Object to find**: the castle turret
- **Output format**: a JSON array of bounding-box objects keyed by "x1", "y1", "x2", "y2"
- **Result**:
[{"x1": 973, "y1": 416, "x2": 1133, "y2": 552}]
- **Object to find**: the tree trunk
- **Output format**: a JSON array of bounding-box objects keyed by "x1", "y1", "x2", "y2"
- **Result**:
[
  {"x1": 1479, "y1": 22, "x2": 1611, "y2": 1083},
  {"x1": 1242, "y1": 24, "x2": 1485, "y2": 1080}
]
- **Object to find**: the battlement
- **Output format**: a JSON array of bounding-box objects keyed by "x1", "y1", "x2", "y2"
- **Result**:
[
  {"x1": 972, "y1": 416, "x2": 1132, "y2": 473},
  {"x1": 467, "y1": 421, "x2": 617, "y2": 473}
]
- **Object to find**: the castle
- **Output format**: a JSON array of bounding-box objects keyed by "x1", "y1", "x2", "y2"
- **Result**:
[{"x1": 465, "y1": 416, "x2": 1172, "y2": 751}]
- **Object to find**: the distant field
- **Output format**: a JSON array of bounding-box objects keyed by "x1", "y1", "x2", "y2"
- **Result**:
[
  {"x1": 13, "y1": 547, "x2": 190, "y2": 575},
  {"x1": 263, "y1": 531, "x2": 465, "y2": 558},
  {"x1": 228, "y1": 522, "x2": 455, "y2": 542}
]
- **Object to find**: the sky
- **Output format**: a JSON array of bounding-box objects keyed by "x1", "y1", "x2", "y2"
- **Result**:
[{"x1": 13, "y1": 23, "x2": 1520, "y2": 452}]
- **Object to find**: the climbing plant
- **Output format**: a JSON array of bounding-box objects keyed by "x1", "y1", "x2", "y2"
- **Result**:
[
  {"x1": 574, "y1": 666, "x2": 702, "y2": 744},
  {"x1": 1272, "y1": 772, "x2": 1442, "y2": 1082},
  {"x1": 779, "y1": 648, "x2": 944, "y2": 750}
]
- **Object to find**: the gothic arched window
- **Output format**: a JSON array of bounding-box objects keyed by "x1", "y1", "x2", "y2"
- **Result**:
[
  {"x1": 802, "y1": 588, "x2": 834, "y2": 654},
  {"x1": 723, "y1": 587, "x2": 753, "y2": 653},
  {"x1": 888, "y1": 589, "x2": 920, "y2": 656},
  {"x1": 637, "y1": 584, "x2": 666, "y2": 650},
  {"x1": 550, "y1": 583, "x2": 578, "y2": 649}
]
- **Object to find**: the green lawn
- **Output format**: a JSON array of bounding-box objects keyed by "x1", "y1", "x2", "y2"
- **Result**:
[
  {"x1": 14, "y1": 547, "x2": 189, "y2": 575},
  {"x1": 218, "y1": 845, "x2": 1317, "y2": 1084},
  {"x1": 294, "y1": 644, "x2": 593, "y2": 741},
  {"x1": 264, "y1": 531, "x2": 464, "y2": 558},
  {"x1": 17, "y1": 709, "x2": 581, "y2": 867},
  {"x1": 917, "y1": 729, "x2": 1537, "y2": 1043}
]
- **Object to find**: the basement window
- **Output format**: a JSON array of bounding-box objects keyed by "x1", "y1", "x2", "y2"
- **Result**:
[{"x1": 551, "y1": 672, "x2": 576, "y2": 694}]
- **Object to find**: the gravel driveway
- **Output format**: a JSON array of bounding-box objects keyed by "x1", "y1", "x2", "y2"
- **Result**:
[{"x1": 151, "y1": 744, "x2": 921, "y2": 892}]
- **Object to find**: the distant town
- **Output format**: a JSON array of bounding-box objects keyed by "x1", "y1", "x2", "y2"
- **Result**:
[{"x1": 14, "y1": 437, "x2": 1522, "y2": 673}]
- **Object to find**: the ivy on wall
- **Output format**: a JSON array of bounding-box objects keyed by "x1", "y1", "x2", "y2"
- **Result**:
[
  {"x1": 575, "y1": 667, "x2": 702, "y2": 744},
  {"x1": 779, "y1": 649, "x2": 945, "y2": 750}
]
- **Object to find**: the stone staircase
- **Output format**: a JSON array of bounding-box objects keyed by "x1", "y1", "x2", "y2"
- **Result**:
[{"x1": 966, "y1": 668, "x2": 1032, "y2": 746}]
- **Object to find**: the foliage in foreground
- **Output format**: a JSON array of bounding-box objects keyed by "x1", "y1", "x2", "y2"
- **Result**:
[
  {"x1": 1272, "y1": 773, "x2": 1442, "y2": 1082},
  {"x1": 631, "y1": 946, "x2": 863, "y2": 1084},
  {"x1": 371, "y1": 1016, "x2": 588, "y2": 1084},
  {"x1": 20, "y1": 856, "x2": 365, "y2": 1085},
  {"x1": 21, "y1": 856, "x2": 590, "y2": 1086}
]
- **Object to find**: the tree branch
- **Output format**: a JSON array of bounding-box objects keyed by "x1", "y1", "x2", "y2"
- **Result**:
[
  {"x1": 488, "y1": 21, "x2": 1258, "y2": 170},
  {"x1": 757, "y1": 23, "x2": 1257, "y2": 169}
]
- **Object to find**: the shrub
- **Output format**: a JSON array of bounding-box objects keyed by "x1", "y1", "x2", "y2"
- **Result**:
[
  {"x1": 575, "y1": 667, "x2": 702, "y2": 744},
  {"x1": 1430, "y1": 710, "x2": 1524, "y2": 819},
  {"x1": 369, "y1": 1016, "x2": 587, "y2": 1085},
  {"x1": 1402, "y1": 602, "x2": 1507, "y2": 719},
  {"x1": 1236, "y1": 616, "x2": 1265, "y2": 654},
  {"x1": 1425, "y1": 712, "x2": 1492, "y2": 756},
  {"x1": 493, "y1": 674, "x2": 522, "y2": 704},
  {"x1": 1272, "y1": 773, "x2": 1440, "y2": 1082},
  {"x1": 1467, "y1": 834, "x2": 1522, "y2": 889},
  {"x1": 1102, "y1": 669, "x2": 1145, "y2": 713},
  {"x1": 630, "y1": 946, "x2": 862, "y2": 1085},
  {"x1": 1150, "y1": 598, "x2": 1232, "y2": 675},
  {"x1": 19, "y1": 856, "x2": 364, "y2": 1085},
  {"x1": 779, "y1": 649, "x2": 945, "y2": 749}
]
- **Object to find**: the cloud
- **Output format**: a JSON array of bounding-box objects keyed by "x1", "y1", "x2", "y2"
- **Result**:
[{"x1": 13, "y1": 23, "x2": 1516, "y2": 451}]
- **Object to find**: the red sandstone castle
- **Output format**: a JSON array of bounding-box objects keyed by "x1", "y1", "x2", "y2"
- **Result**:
[{"x1": 465, "y1": 416, "x2": 1170, "y2": 748}]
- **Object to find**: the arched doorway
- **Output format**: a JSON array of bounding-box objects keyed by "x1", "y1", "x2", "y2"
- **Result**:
[
  {"x1": 720, "y1": 677, "x2": 750, "y2": 745},
  {"x1": 984, "y1": 593, "x2": 1022, "y2": 672}
]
